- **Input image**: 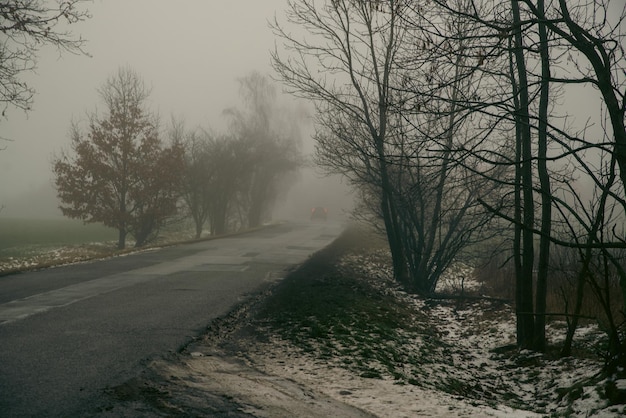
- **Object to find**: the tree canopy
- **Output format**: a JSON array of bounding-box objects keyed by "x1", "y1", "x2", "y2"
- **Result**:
[{"x1": 53, "y1": 67, "x2": 183, "y2": 249}]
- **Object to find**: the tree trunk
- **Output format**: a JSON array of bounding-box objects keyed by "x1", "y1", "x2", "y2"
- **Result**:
[
  {"x1": 510, "y1": 33, "x2": 524, "y2": 344},
  {"x1": 561, "y1": 260, "x2": 587, "y2": 357},
  {"x1": 511, "y1": 0, "x2": 535, "y2": 348},
  {"x1": 213, "y1": 201, "x2": 228, "y2": 235},
  {"x1": 379, "y1": 163, "x2": 410, "y2": 289},
  {"x1": 534, "y1": 0, "x2": 551, "y2": 352},
  {"x1": 248, "y1": 194, "x2": 263, "y2": 228},
  {"x1": 117, "y1": 228, "x2": 126, "y2": 250}
]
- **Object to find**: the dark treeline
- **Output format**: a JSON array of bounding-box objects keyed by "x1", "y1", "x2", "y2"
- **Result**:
[
  {"x1": 173, "y1": 72, "x2": 303, "y2": 238},
  {"x1": 53, "y1": 68, "x2": 303, "y2": 249}
]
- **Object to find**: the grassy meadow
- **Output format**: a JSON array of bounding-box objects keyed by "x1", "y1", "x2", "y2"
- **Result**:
[{"x1": 0, "y1": 217, "x2": 118, "y2": 259}]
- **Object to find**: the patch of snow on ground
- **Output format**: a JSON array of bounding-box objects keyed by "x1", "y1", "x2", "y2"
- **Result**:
[{"x1": 248, "y1": 336, "x2": 541, "y2": 418}]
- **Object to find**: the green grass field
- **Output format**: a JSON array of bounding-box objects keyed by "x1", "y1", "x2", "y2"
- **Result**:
[{"x1": 0, "y1": 217, "x2": 118, "y2": 259}]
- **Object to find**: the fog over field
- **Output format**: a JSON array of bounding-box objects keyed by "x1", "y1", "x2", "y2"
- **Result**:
[{"x1": 0, "y1": 0, "x2": 353, "y2": 220}]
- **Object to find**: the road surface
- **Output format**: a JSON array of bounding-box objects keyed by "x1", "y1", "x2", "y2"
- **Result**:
[{"x1": 0, "y1": 221, "x2": 342, "y2": 417}]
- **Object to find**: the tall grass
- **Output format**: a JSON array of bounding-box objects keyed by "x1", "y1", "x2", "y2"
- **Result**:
[{"x1": 474, "y1": 250, "x2": 624, "y2": 329}]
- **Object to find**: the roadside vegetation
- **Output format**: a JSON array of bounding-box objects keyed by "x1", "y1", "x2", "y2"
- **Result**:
[{"x1": 246, "y1": 226, "x2": 626, "y2": 416}]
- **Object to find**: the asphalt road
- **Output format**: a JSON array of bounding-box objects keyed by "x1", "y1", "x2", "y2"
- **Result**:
[{"x1": 0, "y1": 221, "x2": 342, "y2": 418}]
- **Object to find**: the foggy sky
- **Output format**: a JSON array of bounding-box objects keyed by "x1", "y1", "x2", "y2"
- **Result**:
[
  {"x1": 1, "y1": 1, "x2": 607, "y2": 220},
  {"x1": 0, "y1": 0, "x2": 300, "y2": 216}
]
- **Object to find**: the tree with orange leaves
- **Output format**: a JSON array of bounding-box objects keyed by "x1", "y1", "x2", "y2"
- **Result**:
[{"x1": 53, "y1": 67, "x2": 183, "y2": 249}]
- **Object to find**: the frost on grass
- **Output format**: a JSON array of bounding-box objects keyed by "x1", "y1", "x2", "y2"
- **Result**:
[
  {"x1": 0, "y1": 229, "x2": 193, "y2": 275},
  {"x1": 0, "y1": 242, "x2": 118, "y2": 273},
  {"x1": 254, "y1": 248, "x2": 626, "y2": 417}
]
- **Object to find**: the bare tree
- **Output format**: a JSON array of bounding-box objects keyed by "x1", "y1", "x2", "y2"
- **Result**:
[
  {"x1": 272, "y1": 0, "x2": 411, "y2": 287},
  {"x1": 430, "y1": 0, "x2": 626, "y2": 357},
  {"x1": 275, "y1": 0, "x2": 502, "y2": 294},
  {"x1": 225, "y1": 72, "x2": 302, "y2": 228},
  {"x1": 524, "y1": 0, "x2": 626, "y2": 316},
  {"x1": 533, "y1": 0, "x2": 552, "y2": 352},
  {"x1": 393, "y1": 0, "x2": 504, "y2": 294},
  {"x1": 508, "y1": 0, "x2": 626, "y2": 352},
  {"x1": 0, "y1": 0, "x2": 90, "y2": 116},
  {"x1": 509, "y1": 0, "x2": 537, "y2": 350}
]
